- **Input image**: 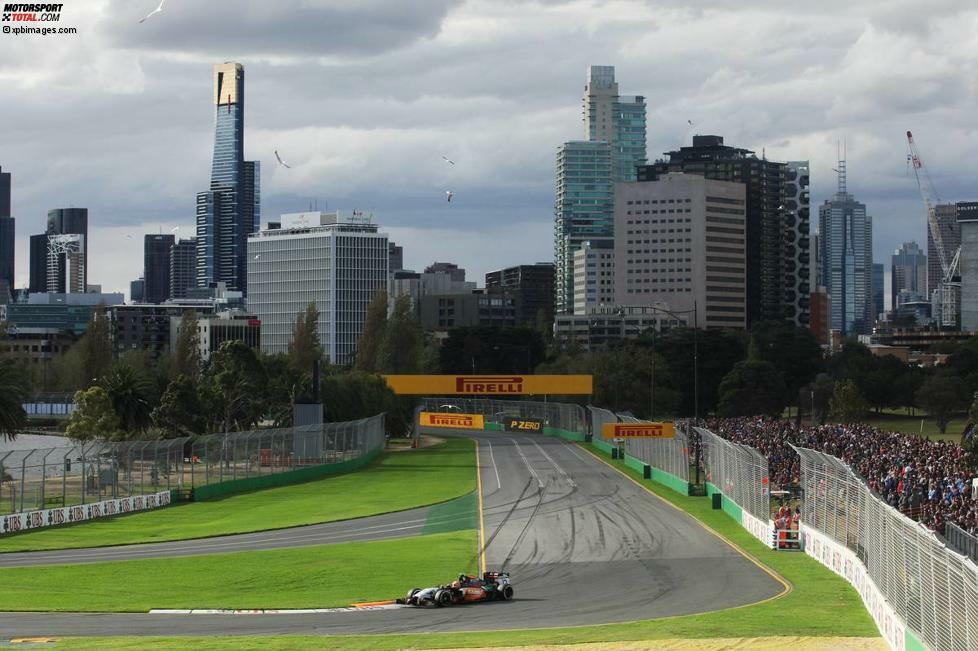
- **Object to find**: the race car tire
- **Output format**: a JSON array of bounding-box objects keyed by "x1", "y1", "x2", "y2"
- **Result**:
[
  {"x1": 406, "y1": 588, "x2": 421, "y2": 602},
  {"x1": 500, "y1": 585, "x2": 514, "y2": 601},
  {"x1": 435, "y1": 589, "x2": 453, "y2": 607}
]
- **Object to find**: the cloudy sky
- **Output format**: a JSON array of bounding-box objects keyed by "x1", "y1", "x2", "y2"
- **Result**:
[{"x1": 2, "y1": 0, "x2": 976, "y2": 304}]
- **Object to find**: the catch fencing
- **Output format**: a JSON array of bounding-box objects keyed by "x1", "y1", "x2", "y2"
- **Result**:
[
  {"x1": 698, "y1": 427, "x2": 769, "y2": 522},
  {"x1": 0, "y1": 415, "x2": 386, "y2": 520},
  {"x1": 794, "y1": 445, "x2": 978, "y2": 651},
  {"x1": 618, "y1": 413, "x2": 690, "y2": 484},
  {"x1": 946, "y1": 522, "x2": 978, "y2": 567},
  {"x1": 420, "y1": 398, "x2": 587, "y2": 436}
]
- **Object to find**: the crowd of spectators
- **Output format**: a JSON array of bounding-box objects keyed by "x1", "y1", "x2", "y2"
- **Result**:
[{"x1": 704, "y1": 417, "x2": 978, "y2": 536}]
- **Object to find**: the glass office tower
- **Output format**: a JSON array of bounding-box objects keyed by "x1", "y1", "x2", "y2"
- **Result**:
[{"x1": 196, "y1": 62, "x2": 260, "y2": 295}]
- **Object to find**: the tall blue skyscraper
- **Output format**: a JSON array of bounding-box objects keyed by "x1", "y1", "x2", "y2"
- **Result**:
[
  {"x1": 196, "y1": 62, "x2": 260, "y2": 294},
  {"x1": 0, "y1": 166, "x2": 13, "y2": 293},
  {"x1": 819, "y1": 160, "x2": 873, "y2": 336},
  {"x1": 554, "y1": 66, "x2": 646, "y2": 314}
]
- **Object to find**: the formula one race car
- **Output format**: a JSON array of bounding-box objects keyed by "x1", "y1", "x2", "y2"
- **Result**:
[{"x1": 401, "y1": 572, "x2": 514, "y2": 607}]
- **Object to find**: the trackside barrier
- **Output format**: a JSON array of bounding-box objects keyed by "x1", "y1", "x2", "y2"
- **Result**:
[
  {"x1": 0, "y1": 414, "x2": 386, "y2": 535},
  {"x1": 420, "y1": 398, "x2": 588, "y2": 441},
  {"x1": 0, "y1": 490, "x2": 171, "y2": 535},
  {"x1": 793, "y1": 445, "x2": 976, "y2": 651}
]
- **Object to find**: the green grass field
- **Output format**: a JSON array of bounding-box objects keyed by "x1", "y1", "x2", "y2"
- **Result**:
[
  {"x1": 0, "y1": 530, "x2": 477, "y2": 612},
  {"x1": 38, "y1": 442, "x2": 878, "y2": 649},
  {"x1": 0, "y1": 438, "x2": 475, "y2": 553},
  {"x1": 861, "y1": 411, "x2": 965, "y2": 442}
]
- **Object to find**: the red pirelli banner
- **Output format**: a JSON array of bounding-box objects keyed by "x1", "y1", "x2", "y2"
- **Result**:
[
  {"x1": 602, "y1": 422, "x2": 676, "y2": 439},
  {"x1": 383, "y1": 375, "x2": 593, "y2": 396}
]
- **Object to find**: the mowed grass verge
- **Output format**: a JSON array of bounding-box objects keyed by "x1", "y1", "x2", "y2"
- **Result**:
[
  {"x1": 40, "y1": 441, "x2": 880, "y2": 650},
  {"x1": 0, "y1": 530, "x2": 477, "y2": 612},
  {"x1": 0, "y1": 438, "x2": 475, "y2": 552}
]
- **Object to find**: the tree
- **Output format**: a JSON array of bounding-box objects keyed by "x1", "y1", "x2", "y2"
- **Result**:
[
  {"x1": 916, "y1": 372, "x2": 968, "y2": 434},
  {"x1": 173, "y1": 309, "x2": 202, "y2": 379},
  {"x1": 80, "y1": 308, "x2": 113, "y2": 387},
  {"x1": 748, "y1": 321, "x2": 823, "y2": 408},
  {"x1": 652, "y1": 327, "x2": 748, "y2": 417},
  {"x1": 830, "y1": 379, "x2": 869, "y2": 423},
  {"x1": 151, "y1": 375, "x2": 206, "y2": 437},
  {"x1": 261, "y1": 352, "x2": 306, "y2": 426},
  {"x1": 800, "y1": 373, "x2": 834, "y2": 424},
  {"x1": 288, "y1": 302, "x2": 322, "y2": 375},
  {"x1": 355, "y1": 291, "x2": 388, "y2": 372},
  {"x1": 716, "y1": 359, "x2": 786, "y2": 417},
  {"x1": 66, "y1": 386, "x2": 122, "y2": 441},
  {"x1": 203, "y1": 340, "x2": 267, "y2": 432},
  {"x1": 379, "y1": 295, "x2": 423, "y2": 373},
  {"x1": 101, "y1": 360, "x2": 154, "y2": 435},
  {"x1": 0, "y1": 358, "x2": 29, "y2": 441},
  {"x1": 439, "y1": 326, "x2": 547, "y2": 374}
]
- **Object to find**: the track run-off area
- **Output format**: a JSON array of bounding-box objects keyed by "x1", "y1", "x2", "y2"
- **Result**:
[{"x1": 0, "y1": 431, "x2": 787, "y2": 637}]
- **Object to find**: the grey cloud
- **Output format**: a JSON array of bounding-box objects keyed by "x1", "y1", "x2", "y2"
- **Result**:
[{"x1": 105, "y1": 0, "x2": 460, "y2": 57}]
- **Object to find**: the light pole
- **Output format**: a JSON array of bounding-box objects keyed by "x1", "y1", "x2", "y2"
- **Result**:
[{"x1": 620, "y1": 303, "x2": 695, "y2": 421}]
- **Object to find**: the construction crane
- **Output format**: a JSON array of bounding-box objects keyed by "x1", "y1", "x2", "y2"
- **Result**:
[{"x1": 906, "y1": 130, "x2": 960, "y2": 328}]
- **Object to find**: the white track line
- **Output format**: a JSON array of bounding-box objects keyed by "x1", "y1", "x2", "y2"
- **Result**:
[
  {"x1": 0, "y1": 513, "x2": 475, "y2": 565},
  {"x1": 149, "y1": 604, "x2": 408, "y2": 615},
  {"x1": 509, "y1": 438, "x2": 544, "y2": 488},
  {"x1": 487, "y1": 441, "x2": 501, "y2": 490},
  {"x1": 530, "y1": 440, "x2": 577, "y2": 488}
]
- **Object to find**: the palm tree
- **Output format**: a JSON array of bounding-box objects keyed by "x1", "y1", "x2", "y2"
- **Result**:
[
  {"x1": 0, "y1": 358, "x2": 29, "y2": 441},
  {"x1": 101, "y1": 362, "x2": 153, "y2": 435}
]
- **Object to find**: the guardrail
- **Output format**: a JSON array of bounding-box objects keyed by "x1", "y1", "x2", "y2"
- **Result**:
[{"x1": 0, "y1": 415, "x2": 386, "y2": 531}]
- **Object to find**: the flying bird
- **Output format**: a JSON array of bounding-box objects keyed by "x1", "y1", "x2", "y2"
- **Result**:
[
  {"x1": 441, "y1": 155, "x2": 455, "y2": 166},
  {"x1": 254, "y1": 254, "x2": 261, "y2": 260},
  {"x1": 170, "y1": 226, "x2": 179, "y2": 233},
  {"x1": 138, "y1": 0, "x2": 166, "y2": 23},
  {"x1": 275, "y1": 150, "x2": 291, "y2": 169},
  {"x1": 446, "y1": 191, "x2": 454, "y2": 203}
]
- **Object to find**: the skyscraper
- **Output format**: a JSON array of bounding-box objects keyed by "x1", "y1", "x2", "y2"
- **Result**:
[
  {"x1": 33, "y1": 208, "x2": 89, "y2": 294},
  {"x1": 819, "y1": 161, "x2": 873, "y2": 336},
  {"x1": 554, "y1": 141, "x2": 614, "y2": 314},
  {"x1": 872, "y1": 263, "x2": 884, "y2": 321},
  {"x1": 638, "y1": 136, "x2": 808, "y2": 326},
  {"x1": 169, "y1": 238, "x2": 197, "y2": 300},
  {"x1": 554, "y1": 66, "x2": 646, "y2": 315},
  {"x1": 0, "y1": 166, "x2": 13, "y2": 292},
  {"x1": 929, "y1": 203, "x2": 960, "y2": 296},
  {"x1": 891, "y1": 242, "x2": 927, "y2": 310},
  {"x1": 583, "y1": 65, "x2": 647, "y2": 182},
  {"x1": 196, "y1": 62, "x2": 260, "y2": 295},
  {"x1": 144, "y1": 234, "x2": 175, "y2": 304}
]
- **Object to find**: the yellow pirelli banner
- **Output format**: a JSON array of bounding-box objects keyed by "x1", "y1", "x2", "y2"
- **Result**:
[
  {"x1": 602, "y1": 422, "x2": 676, "y2": 439},
  {"x1": 383, "y1": 375, "x2": 593, "y2": 396},
  {"x1": 419, "y1": 412, "x2": 485, "y2": 430}
]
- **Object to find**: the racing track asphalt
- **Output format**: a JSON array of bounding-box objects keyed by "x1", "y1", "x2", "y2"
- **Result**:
[{"x1": 0, "y1": 432, "x2": 786, "y2": 636}]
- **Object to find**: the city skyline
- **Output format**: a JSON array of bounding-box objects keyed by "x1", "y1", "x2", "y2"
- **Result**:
[{"x1": 1, "y1": 1, "x2": 975, "y2": 298}]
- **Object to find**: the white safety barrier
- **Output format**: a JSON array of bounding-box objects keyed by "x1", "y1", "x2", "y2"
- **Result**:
[
  {"x1": 0, "y1": 490, "x2": 172, "y2": 535},
  {"x1": 742, "y1": 509, "x2": 776, "y2": 548},
  {"x1": 802, "y1": 523, "x2": 907, "y2": 651}
]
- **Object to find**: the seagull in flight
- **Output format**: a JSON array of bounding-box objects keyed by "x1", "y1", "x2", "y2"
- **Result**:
[
  {"x1": 441, "y1": 155, "x2": 455, "y2": 166},
  {"x1": 446, "y1": 190, "x2": 454, "y2": 203},
  {"x1": 275, "y1": 150, "x2": 291, "y2": 169},
  {"x1": 139, "y1": 0, "x2": 166, "y2": 23},
  {"x1": 170, "y1": 226, "x2": 179, "y2": 233}
]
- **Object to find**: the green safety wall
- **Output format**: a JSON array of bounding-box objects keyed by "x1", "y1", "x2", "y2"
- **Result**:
[
  {"x1": 192, "y1": 448, "x2": 382, "y2": 501},
  {"x1": 592, "y1": 438, "x2": 615, "y2": 455},
  {"x1": 904, "y1": 631, "x2": 926, "y2": 651},
  {"x1": 543, "y1": 426, "x2": 586, "y2": 442},
  {"x1": 706, "y1": 481, "x2": 743, "y2": 524}
]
